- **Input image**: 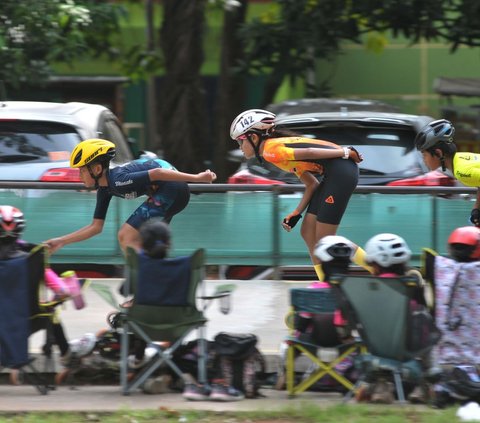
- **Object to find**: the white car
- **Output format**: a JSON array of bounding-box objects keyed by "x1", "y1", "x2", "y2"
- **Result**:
[{"x1": 0, "y1": 101, "x2": 135, "y2": 181}]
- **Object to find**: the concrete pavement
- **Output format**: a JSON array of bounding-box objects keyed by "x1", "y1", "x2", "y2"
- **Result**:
[{"x1": 0, "y1": 385, "x2": 343, "y2": 412}]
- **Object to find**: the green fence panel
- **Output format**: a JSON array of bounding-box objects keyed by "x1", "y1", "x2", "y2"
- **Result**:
[{"x1": 0, "y1": 186, "x2": 474, "y2": 268}]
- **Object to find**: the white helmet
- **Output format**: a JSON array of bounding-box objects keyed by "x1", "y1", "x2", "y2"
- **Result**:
[
  {"x1": 364, "y1": 233, "x2": 411, "y2": 267},
  {"x1": 314, "y1": 235, "x2": 355, "y2": 262},
  {"x1": 229, "y1": 109, "x2": 276, "y2": 140}
]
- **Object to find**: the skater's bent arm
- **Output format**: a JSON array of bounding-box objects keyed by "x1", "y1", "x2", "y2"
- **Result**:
[
  {"x1": 148, "y1": 168, "x2": 216, "y2": 183},
  {"x1": 295, "y1": 172, "x2": 320, "y2": 214},
  {"x1": 44, "y1": 219, "x2": 105, "y2": 254}
]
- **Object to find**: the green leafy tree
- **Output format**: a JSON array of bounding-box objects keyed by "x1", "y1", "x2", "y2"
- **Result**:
[
  {"x1": 0, "y1": 0, "x2": 126, "y2": 90},
  {"x1": 237, "y1": 0, "x2": 363, "y2": 105},
  {"x1": 236, "y1": 0, "x2": 480, "y2": 107}
]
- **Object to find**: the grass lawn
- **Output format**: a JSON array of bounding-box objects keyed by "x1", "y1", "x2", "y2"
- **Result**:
[{"x1": 0, "y1": 403, "x2": 460, "y2": 422}]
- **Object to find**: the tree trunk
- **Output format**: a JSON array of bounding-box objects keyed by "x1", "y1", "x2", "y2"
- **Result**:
[
  {"x1": 159, "y1": 0, "x2": 208, "y2": 173},
  {"x1": 213, "y1": 0, "x2": 248, "y2": 182}
]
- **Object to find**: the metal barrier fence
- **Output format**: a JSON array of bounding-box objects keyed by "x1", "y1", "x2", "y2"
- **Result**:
[{"x1": 0, "y1": 182, "x2": 475, "y2": 272}]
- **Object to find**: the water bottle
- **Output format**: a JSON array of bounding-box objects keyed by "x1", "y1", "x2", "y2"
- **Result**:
[
  {"x1": 44, "y1": 268, "x2": 68, "y2": 297},
  {"x1": 61, "y1": 270, "x2": 85, "y2": 310}
]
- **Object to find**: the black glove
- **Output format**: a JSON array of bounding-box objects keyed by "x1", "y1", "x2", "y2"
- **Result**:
[
  {"x1": 283, "y1": 214, "x2": 302, "y2": 229},
  {"x1": 471, "y1": 209, "x2": 480, "y2": 227}
]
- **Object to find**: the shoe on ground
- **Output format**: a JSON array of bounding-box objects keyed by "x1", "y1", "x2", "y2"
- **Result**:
[
  {"x1": 142, "y1": 375, "x2": 171, "y2": 394},
  {"x1": 182, "y1": 383, "x2": 211, "y2": 401},
  {"x1": 408, "y1": 384, "x2": 430, "y2": 404},
  {"x1": 355, "y1": 382, "x2": 372, "y2": 403},
  {"x1": 127, "y1": 355, "x2": 147, "y2": 370},
  {"x1": 275, "y1": 372, "x2": 285, "y2": 390},
  {"x1": 370, "y1": 379, "x2": 395, "y2": 404},
  {"x1": 9, "y1": 369, "x2": 21, "y2": 386},
  {"x1": 210, "y1": 384, "x2": 245, "y2": 402},
  {"x1": 55, "y1": 368, "x2": 70, "y2": 386}
]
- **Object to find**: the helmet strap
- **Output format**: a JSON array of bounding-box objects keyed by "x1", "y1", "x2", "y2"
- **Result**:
[
  {"x1": 87, "y1": 163, "x2": 105, "y2": 189},
  {"x1": 247, "y1": 132, "x2": 264, "y2": 164},
  {"x1": 440, "y1": 155, "x2": 446, "y2": 172}
]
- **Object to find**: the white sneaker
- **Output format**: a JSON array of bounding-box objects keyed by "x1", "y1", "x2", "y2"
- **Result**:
[{"x1": 127, "y1": 355, "x2": 147, "y2": 369}]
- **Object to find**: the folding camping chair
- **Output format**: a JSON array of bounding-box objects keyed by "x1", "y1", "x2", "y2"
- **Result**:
[
  {"x1": 0, "y1": 244, "x2": 52, "y2": 394},
  {"x1": 92, "y1": 247, "x2": 234, "y2": 395},
  {"x1": 330, "y1": 274, "x2": 440, "y2": 403},
  {"x1": 284, "y1": 287, "x2": 360, "y2": 398}
]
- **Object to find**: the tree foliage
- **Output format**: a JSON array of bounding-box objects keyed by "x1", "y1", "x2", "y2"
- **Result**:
[
  {"x1": 349, "y1": 0, "x2": 480, "y2": 50},
  {"x1": 0, "y1": 0, "x2": 126, "y2": 89},
  {"x1": 237, "y1": 0, "x2": 480, "y2": 105}
]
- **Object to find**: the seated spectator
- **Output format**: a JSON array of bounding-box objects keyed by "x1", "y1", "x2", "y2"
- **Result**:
[
  {"x1": 276, "y1": 235, "x2": 355, "y2": 390},
  {"x1": 122, "y1": 218, "x2": 172, "y2": 369},
  {"x1": 360, "y1": 233, "x2": 439, "y2": 405},
  {"x1": 295, "y1": 235, "x2": 355, "y2": 344},
  {"x1": 0, "y1": 205, "x2": 78, "y2": 384},
  {"x1": 428, "y1": 226, "x2": 480, "y2": 367}
]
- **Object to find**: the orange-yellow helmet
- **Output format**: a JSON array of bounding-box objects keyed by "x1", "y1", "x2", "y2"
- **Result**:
[{"x1": 70, "y1": 139, "x2": 116, "y2": 168}]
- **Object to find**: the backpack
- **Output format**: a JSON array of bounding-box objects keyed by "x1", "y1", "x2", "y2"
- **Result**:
[
  {"x1": 432, "y1": 365, "x2": 480, "y2": 408},
  {"x1": 213, "y1": 332, "x2": 266, "y2": 398},
  {"x1": 407, "y1": 301, "x2": 442, "y2": 355}
]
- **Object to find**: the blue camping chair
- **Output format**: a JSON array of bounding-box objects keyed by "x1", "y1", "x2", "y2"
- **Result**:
[{"x1": 0, "y1": 245, "x2": 54, "y2": 394}]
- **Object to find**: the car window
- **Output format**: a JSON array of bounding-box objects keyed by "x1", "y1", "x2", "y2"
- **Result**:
[
  {"x1": 292, "y1": 126, "x2": 423, "y2": 175},
  {"x1": 0, "y1": 121, "x2": 80, "y2": 163},
  {"x1": 100, "y1": 117, "x2": 133, "y2": 164}
]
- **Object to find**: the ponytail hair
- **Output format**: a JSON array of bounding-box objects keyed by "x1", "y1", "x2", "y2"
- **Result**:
[
  {"x1": 139, "y1": 218, "x2": 171, "y2": 259},
  {"x1": 268, "y1": 126, "x2": 302, "y2": 139}
]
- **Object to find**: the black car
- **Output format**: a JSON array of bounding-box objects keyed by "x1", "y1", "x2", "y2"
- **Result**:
[
  {"x1": 267, "y1": 97, "x2": 400, "y2": 118},
  {"x1": 228, "y1": 111, "x2": 455, "y2": 187}
]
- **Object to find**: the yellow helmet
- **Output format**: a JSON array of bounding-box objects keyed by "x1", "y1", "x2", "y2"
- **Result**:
[{"x1": 70, "y1": 139, "x2": 116, "y2": 168}]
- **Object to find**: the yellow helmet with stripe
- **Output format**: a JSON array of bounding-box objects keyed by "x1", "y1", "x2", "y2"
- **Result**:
[{"x1": 70, "y1": 139, "x2": 116, "y2": 168}]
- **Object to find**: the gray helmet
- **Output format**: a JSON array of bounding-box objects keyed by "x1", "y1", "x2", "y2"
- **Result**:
[{"x1": 414, "y1": 119, "x2": 455, "y2": 152}]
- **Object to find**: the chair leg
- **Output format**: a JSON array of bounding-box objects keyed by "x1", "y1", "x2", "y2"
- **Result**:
[
  {"x1": 393, "y1": 369, "x2": 406, "y2": 403},
  {"x1": 197, "y1": 331, "x2": 208, "y2": 385},
  {"x1": 120, "y1": 321, "x2": 130, "y2": 395},
  {"x1": 25, "y1": 361, "x2": 50, "y2": 395},
  {"x1": 286, "y1": 345, "x2": 296, "y2": 397}
]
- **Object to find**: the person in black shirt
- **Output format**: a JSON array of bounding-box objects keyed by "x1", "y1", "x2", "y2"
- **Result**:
[{"x1": 45, "y1": 139, "x2": 216, "y2": 253}]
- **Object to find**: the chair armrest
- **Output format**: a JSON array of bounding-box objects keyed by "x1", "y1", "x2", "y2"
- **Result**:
[{"x1": 198, "y1": 283, "x2": 236, "y2": 300}]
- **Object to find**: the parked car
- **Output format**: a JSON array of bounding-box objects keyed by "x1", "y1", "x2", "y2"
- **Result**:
[
  {"x1": 0, "y1": 101, "x2": 145, "y2": 276},
  {"x1": 228, "y1": 111, "x2": 456, "y2": 187},
  {"x1": 0, "y1": 101, "x2": 136, "y2": 182}
]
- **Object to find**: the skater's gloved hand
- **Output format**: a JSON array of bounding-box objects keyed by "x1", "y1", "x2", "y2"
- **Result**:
[
  {"x1": 282, "y1": 211, "x2": 302, "y2": 232},
  {"x1": 470, "y1": 208, "x2": 480, "y2": 227},
  {"x1": 348, "y1": 146, "x2": 363, "y2": 163}
]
